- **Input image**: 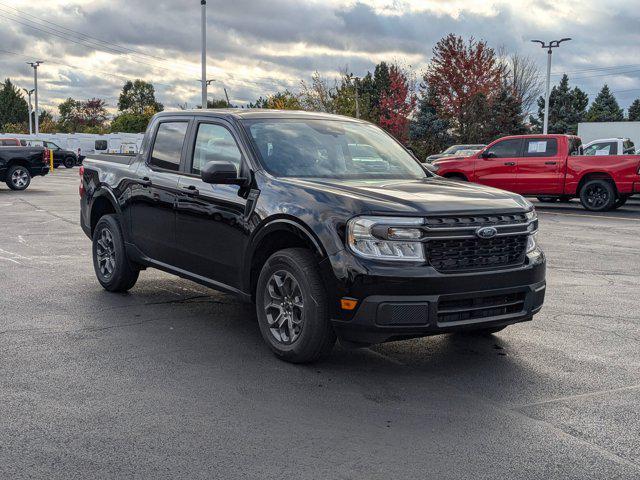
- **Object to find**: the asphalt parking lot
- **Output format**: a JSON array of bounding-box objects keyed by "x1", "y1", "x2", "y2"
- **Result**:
[{"x1": 1, "y1": 168, "x2": 639, "y2": 479}]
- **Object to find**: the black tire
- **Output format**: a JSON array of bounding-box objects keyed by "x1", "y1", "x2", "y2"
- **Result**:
[
  {"x1": 255, "y1": 248, "x2": 336, "y2": 363},
  {"x1": 5, "y1": 164, "x2": 31, "y2": 191},
  {"x1": 92, "y1": 214, "x2": 139, "y2": 292},
  {"x1": 536, "y1": 196, "x2": 558, "y2": 203},
  {"x1": 63, "y1": 157, "x2": 75, "y2": 168},
  {"x1": 579, "y1": 179, "x2": 616, "y2": 211},
  {"x1": 559, "y1": 195, "x2": 571, "y2": 203},
  {"x1": 446, "y1": 174, "x2": 467, "y2": 182},
  {"x1": 611, "y1": 196, "x2": 628, "y2": 210}
]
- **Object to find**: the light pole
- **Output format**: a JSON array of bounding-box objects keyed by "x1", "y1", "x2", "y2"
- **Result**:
[
  {"x1": 201, "y1": 0, "x2": 207, "y2": 109},
  {"x1": 23, "y1": 88, "x2": 35, "y2": 135},
  {"x1": 27, "y1": 61, "x2": 43, "y2": 135},
  {"x1": 531, "y1": 38, "x2": 571, "y2": 134}
]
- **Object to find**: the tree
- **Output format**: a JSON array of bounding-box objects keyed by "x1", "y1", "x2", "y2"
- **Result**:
[
  {"x1": 504, "y1": 53, "x2": 542, "y2": 116},
  {"x1": 409, "y1": 85, "x2": 452, "y2": 158},
  {"x1": 58, "y1": 97, "x2": 108, "y2": 132},
  {"x1": 426, "y1": 34, "x2": 505, "y2": 138},
  {"x1": 117, "y1": 80, "x2": 163, "y2": 115},
  {"x1": 629, "y1": 99, "x2": 640, "y2": 121},
  {"x1": 531, "y1": 75, "x2": 588, "y2": 134},
  {"x1": 249, "y1": 90, "x2": 301, "y2": 110},
  {"x1": 58, "y1": 98, "x2": 83, "y2": 132},
  {"x1": 3, "y1": 122, "x2": 28, "y2": 133},
  {"x1": 207, "y1": 99, "x2": 232, "y2": 108},
  {"x1": 83, "y1": 98, "x2": 108, "y2": 128},
  {"x1": 300, "y1": 71, "x2": 336, "y2": 113},
  {"x1": 110, "y1": 107, "x2": 155, "y2": 133},
  {"x1": 586, "y1": 85, "x2": 624, "y2": 122},
  {"x1": 486, "y1": 86, "x2": 528, "y2": 141},
  {"x1": 378, "y1": 64, "x2": 417, "y2": 141},
  {"x1": 0, "y1": 79, "x2": 29, "y2": 129}
]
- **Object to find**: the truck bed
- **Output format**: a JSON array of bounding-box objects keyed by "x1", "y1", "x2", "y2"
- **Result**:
[{"x1": 86, "y1": 154, "x2": 136, "y2": 165}]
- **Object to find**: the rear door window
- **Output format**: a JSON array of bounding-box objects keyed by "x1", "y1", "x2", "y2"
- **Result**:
[
  {"x1": 150, "y1": 122, "x2": 189, "y2": 171},
  {"x1": 523, "y1": 138, "x2": 558, "y2": 157}
]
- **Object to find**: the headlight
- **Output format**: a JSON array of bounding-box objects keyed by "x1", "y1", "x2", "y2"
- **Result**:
[
  {"x1": 347, "y1": 216, "x2": 425, "y2": 261},
  {"x1": 524, "y1": 209, "x2": 537, "y2": 221}
]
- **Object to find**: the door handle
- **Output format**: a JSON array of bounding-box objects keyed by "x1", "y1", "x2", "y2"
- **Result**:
[
  {"x1": 140, "y1": 176, "x2": 152, "y2": 187},
  {"x1": 504, "y1": 162, "x2": 516, "y2": 166},
  {"x1": 545, "y1": 161, "x2": 557, "y2": 165},
  {"x1": 180, "y1": 184, "x2": 200, "y2": 196}
]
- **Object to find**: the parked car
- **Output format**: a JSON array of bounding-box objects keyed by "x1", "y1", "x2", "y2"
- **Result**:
[
  {"x1": 583, "y1": 138, "x2": 635, "y2": 156},
  {"x1": 0, "y1": 138, "x2": 22, "y2": 146},
  {"x1": 425, "y1": 144, "x2": 486, "y2": 163},
  {"x1": 25, "y1": 139, "x2": 79, "y2": 168},
  {"x1": 80, "y1": 110, "x2": 545, "y2": 363},
  {"x1": 433, "y1": 134, "x2": 640, "y2": 211},
  {"x1": 0, "y1": 145, "x2": 49, "y2": 190}
]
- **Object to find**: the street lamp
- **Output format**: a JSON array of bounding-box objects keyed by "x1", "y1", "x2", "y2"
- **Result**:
[
  {"x1": 27, "y1": 61, "x2": 44, "y2": 135},
  {"x1": 22, "y1": 88, "x2": 35, "y2": 135},
  {"x1": 201, "y1": 0, "x2": 207, "y2": 109},
  {"x1": 531, "y1": 38, "x2": 571, "y2": 134}
]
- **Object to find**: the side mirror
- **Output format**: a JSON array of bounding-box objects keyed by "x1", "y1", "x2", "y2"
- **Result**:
[
  {"x1": 480, "y1": 151, "x2": 494, "y2": 159},
  {"x1": 201, "y1": 160, "x2": 244, "y2": 185}
]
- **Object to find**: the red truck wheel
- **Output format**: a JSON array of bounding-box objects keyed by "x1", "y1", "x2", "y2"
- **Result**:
[{"x1": 579, "y1": 180, "x2": 616, "y2": 212}]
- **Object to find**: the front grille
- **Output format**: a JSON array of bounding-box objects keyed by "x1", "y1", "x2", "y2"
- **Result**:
[
  {"x1": 425, "y1": 213, "x2": 528, "y2": 229},
  {"x1": 437, "y1": 292, "x2": 526, "y2": 323},
  {"x1": 427, "y1": 235, "x2": 528, "y2": 272}
]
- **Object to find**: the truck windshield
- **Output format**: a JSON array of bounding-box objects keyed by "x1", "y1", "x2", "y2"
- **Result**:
[{"x1": 242, "y1": 118, "x2": 427, "y2": 180}]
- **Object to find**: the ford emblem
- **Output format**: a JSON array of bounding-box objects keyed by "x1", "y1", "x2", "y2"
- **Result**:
[{"x1": 476, "y1": 226, "x2": 497, "y2": 239}]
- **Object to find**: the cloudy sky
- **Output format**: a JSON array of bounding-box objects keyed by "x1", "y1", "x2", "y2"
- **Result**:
[{"x1": 2, "y1": 0, "x2": 640, "y2": 116}]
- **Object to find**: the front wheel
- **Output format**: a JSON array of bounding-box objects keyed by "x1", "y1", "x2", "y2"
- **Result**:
[
  {"x1": 92, "y1": 215, "x2": 139, "y2": 292},
  {"x1": 255, "y1": 248, "x2": 336, "y2": 363},
  {"x1": 63, "y1": 157, "x2": 75, "y2": 168},
  {"x1": 6, "y1": 165, "x2": 31, "y2": 191},
  {"x1": 579, "y1": 179, "x2": 616, "y2": 211}
]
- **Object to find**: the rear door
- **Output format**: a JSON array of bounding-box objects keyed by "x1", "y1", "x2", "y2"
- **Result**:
[
  {"x1": 129, "y1": 119, "x2": 190, "y2": 266},
  {"x1": 474, "y1": 138, "x2": 522, "y2": 191},
  {"x1": 517, "y1": 137, "x2": 564, "y2": 195}
]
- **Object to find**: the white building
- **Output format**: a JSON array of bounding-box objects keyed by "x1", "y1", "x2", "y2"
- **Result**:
[{"x1": 0, "y1": 132, "x2": 144, "y2": 155}]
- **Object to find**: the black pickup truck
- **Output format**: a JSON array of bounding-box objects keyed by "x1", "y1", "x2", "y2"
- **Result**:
[
  {"x1": 80, "y1": 110, "x2": 546, "y2": 363},
  {"x1": 0, "y1": 146, "x2": 50, "y2": 190}
]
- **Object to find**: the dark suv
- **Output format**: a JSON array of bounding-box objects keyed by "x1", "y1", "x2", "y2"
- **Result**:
[{"x1": 80, "y1": 110, "x2": 546, "y2": 363}]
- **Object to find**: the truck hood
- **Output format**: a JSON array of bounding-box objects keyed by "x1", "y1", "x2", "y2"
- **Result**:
[{"x1": 284, "y1": 176, "x2": 531, "y2": 214}]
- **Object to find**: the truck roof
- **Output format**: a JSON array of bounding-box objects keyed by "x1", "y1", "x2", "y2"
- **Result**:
[{"x1": 154, "y1": 108, "x2": 367, "y2": 123}]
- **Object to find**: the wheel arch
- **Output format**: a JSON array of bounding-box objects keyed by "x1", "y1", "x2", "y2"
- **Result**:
[
  {"x1": 245, "y1": 216, "x2": 327, "y2": 300},
  {"x1": 577, "y1": 172, "x2": 618, "y2": 195},
  {"x1": 89, "y1": 189, "x2": 121, "y2": 235}
]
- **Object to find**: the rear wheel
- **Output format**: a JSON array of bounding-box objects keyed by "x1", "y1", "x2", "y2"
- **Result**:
[
  {"x1": 92, "y1": 214, "x2": 139, "y2": 292},
  {"x1": 579, "y1": 179, "x2": 616, "y2": 211},
  {"x1": 255, "y1": 248, "x2": 336, "y2": 363},
  {"x1": 446, "y1": 174, "x2": 467, "y2": 182},
  {"x1": 6, "y1": 165, "x2": 31, "y2": 191},
  {"x1": 63, "y1": 156, "x2": 75, "y2": 168}
]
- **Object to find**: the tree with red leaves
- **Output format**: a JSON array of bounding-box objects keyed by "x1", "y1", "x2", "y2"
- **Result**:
[
  {"x1": 426, "y1": 34, "x2": 504, "y2": 140},
  {"x1": 378, "y1": 64, "x2": 417, "y2": 141}
]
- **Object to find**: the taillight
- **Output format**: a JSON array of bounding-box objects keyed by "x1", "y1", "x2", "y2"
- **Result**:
[
  {"x1": 43, "y1": 148, "x2": 49, "y2": 163},
  {"x1": 79, "y1": 165, "x2": 85, "y2": 197}
]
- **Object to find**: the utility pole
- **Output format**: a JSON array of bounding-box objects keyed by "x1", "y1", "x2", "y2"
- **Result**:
[
  {"x1": 23, "y1": 88, "x2": 34, "y2": 135},
  {"x1": 27, "y1": 61, "x2": 43, "y2": 135},
  {"x1": 201, "y1": 0, "x2": 207, "y2": 109},
  {"x1": 224, "y1": 87, "x2": 230, "y2": 107},
  {"x1": 531, "y1": 38, "x2": 571, "y2": 134}
]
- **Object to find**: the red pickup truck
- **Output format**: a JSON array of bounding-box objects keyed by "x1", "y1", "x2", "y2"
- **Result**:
[{"x1": 433, "y1": 134, "x2": 640, "y2": 211}]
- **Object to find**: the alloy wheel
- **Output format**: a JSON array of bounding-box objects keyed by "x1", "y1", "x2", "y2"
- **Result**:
[
  {"x1": 96, "y1": 227, "x2": 116, "y2": 279},
  {"x1": 11, "y1": 168, "x2": 29, "y2": 188},
  {"x1": 584, "y1": 184, "x2": 609, "y2": 209},
  {"x1": 263, "y1": 270, "x2": 305, "y2": 344}
]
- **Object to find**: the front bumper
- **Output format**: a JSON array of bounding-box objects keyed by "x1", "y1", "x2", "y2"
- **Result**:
[{"x1": 325, "y1": 249, "x2": 546, "y2": 345}]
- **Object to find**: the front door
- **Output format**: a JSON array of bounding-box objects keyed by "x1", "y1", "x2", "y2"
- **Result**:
[
  {"x1": 517, "y1": 137, "x2": 564, "y2": 195},
  {"x1": 174, "y1": 120, "x2": 248, "y2": 290},
  {"x1": 128, "y1": 120, "x2": 189, "y2": 266},
  {"x1": 474, "y1": 138, "x2": 522, "y2": 191}
]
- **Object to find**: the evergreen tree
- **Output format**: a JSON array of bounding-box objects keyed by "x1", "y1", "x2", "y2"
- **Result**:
[
  {"x1": 586, "y1": 85, "x2": 624, "y2": 122},
  {"x1": 629, "y1": 99, "x2": 640, "y2": 121},
  {"x1": 530, "y1": 74, "x2": 588, "y2": 134},
  {"x1": 409, "y1": 86, "x2": 452, "y2": 158},
  {"x1": 487, "y1": 86, "x2": 528, "y2": 141},
  {"x1": 0, "y1": 79, "x2": 29, "y2": 130}
]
